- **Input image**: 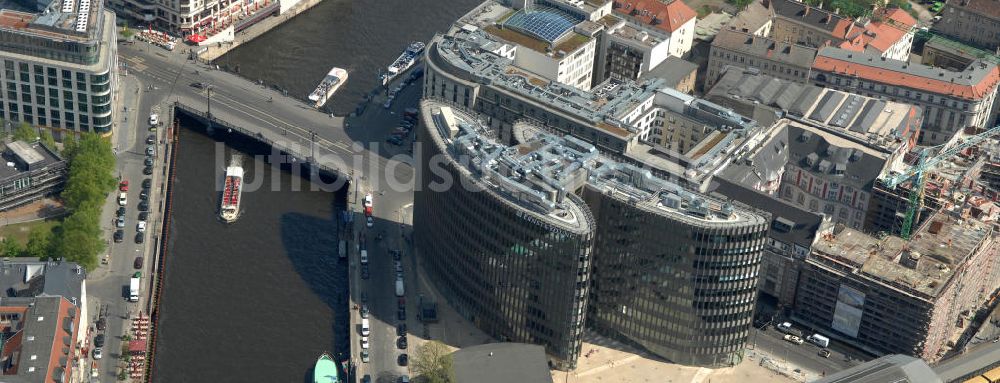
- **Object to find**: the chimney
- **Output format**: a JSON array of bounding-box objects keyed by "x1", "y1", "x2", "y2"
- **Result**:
[{"x1": 804, "y1": 6, "x2": 810, "y2": 17}]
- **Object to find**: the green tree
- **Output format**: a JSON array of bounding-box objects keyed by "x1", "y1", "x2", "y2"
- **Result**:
[
  {"x1": 0, "y1": 237, "x2": 22, "y2": 257},
  {"x1": 23, "y1": 226, "x2": 52, "y2": 259},
  {"x1": 13, "y1": 122, "x2": 36, "y2": 142},
  {"x1": 39, "y1": 130, "x2": 56, "y2": 152},
  {"x1": 62, "y1": 134, "x2": 78, "y2": 159},
  {"x1": 50, "y1": 205, "x2": 103, "y2": 269},
  {"x1": 412, "y1": 341, "x2": 454, "y2": 383}
]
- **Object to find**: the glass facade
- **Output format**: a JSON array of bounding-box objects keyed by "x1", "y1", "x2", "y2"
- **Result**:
[
  {"x1": 0, "y1": 12, "x2": 116, "y2": 136},
  {"x1": 413, "y1": 121, "x2": 595, "y2": 370},
  {"x1": 583, "y1": 188, "x2": 768, "y2": 366}
]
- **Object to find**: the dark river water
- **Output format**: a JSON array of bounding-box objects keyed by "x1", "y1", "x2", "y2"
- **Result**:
[
  {"x1": 214, "y1": 0, "x2": 482, "y2": 115},
  {"x1": 152, "y1": 121, "x2": 348, "y2": 382},
  {"x1": 154, "y1": 1, "x2": 484, "y2": 380}
]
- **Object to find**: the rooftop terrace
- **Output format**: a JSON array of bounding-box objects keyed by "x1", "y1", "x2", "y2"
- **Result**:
[{"x1": 424, "y1": 100, "x2": 752, "y2": 228}]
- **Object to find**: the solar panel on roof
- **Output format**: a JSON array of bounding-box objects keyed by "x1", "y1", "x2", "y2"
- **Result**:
[{"x1": 503, "y1": 6, "x2": 581, "y2": 43}]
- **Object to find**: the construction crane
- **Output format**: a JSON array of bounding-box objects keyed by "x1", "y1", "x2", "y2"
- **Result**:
[{"x1": 881, "y1": 125, "x2": 1000, "y2": 239}]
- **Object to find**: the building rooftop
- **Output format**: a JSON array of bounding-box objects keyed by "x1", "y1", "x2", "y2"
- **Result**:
[
  {"x1": 769, "y1": 0, "x2": 855, "y2": 40},
  {"x1": 612, "y1": 0, "x2": 696, "y2": 34},
  {"x1": 707, "y1": 67, "x2": 922, "y2": 152},
  {"x1": 710, "y1": 177, "x2": 823, "y2": 247},
  {"x1": 502, "y1": 5, "x2": 582, "y2": 43},
  {"x1": 452, "y1": 343, "x2": 553, "y2": 383},
  {"x1": 943, "y1": 0, "x2": 1000, "y2": 20},
  {"x1": 712, "y1": 27, "x2": 818, "y2": 69},
  {"x1": 430, "y1": 22, "x2": 666, "y2": 140},
  {"x1": 813, "y1": 47, "x2": 1000, "y2": 100},
  {"x1": 724, "y1": 0, "x2": 773, "y2": 34},
  {"x1": 0, "y1": 141, "x2": 64, "y2": 183},
  {"x1": 0, "y1": 259, "x2": 85, "y2": 304},
  {"x1": 607, "y1": 19, "x2": 664, "y2": 47},
  {"x1": 423, "y1": 100, "x2": 757, "y2": 229},
  {"x1": 925, "y1": 34, "x2": 1000, "y2": 66},
  {"x1": 815, "y1": 354, "x2": 941, "y2": 383},
  {"x1": 638, "y1": 55, "x2": 697, "y2": 86},
  {"x1": 0, "y1": 0, "x2": 102, "y2": 39},
  {"x1": 811, "y1": 213, "x2": 994, "y2": 299},
  {"x1": 0, "y1": 296, "x2": 80, "y2": 383}
]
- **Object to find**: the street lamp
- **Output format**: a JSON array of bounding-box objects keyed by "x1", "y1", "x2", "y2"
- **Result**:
[{"x1": 206, "y1": 84, "x2": 213, "y2": 119}]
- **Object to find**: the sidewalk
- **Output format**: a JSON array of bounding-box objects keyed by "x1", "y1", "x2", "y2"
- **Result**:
[{"x1": 0, "y1": 198, "x2": 66, "y2": 226}]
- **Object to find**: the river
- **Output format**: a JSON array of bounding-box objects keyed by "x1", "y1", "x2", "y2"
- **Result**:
[
  {"x1": 152, "y1": 121, "x2": 348, "y2": 382},
  {"x1": 214, "y1": 0, "x2": 482, "y2": 115}
]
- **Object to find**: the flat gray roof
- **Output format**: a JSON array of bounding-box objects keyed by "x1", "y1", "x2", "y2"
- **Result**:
[{"x1": 452, "y1": 343, "x2": 553, "y2": 383}]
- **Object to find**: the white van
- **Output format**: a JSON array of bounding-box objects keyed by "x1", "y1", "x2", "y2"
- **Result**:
[
  {"x1": 361, "y1": 318, "x2": 370, "y2": 336},
  {"x1": 807, "y1": 333, "x2": 830, "y2": 347},
  {"x1": 360, "y1": 250, "x2": 368, "y2": 265}
]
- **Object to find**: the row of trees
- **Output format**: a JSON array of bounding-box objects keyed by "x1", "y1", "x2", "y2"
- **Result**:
[{"x1": 0, "y1": 133, "x2": 115, "y2": 270}]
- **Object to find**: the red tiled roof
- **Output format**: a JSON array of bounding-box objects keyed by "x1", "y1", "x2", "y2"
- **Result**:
[
  {"x1": 613, "y1": 0, "x2": 697, "y2": 33},
  {"x1": 812, "y1": 55, "x2": 1000, "y2": 100},
  {"x1": 882, "y1": 8, "x2": 916, "y2": 28},
  {"x1": 838, "y1": 21, "x2": 908, "y2": 53}
]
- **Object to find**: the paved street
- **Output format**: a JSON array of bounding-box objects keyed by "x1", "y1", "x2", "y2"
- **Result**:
[{"x1": 86, "y1": 44, "x2": 172, "y2": 380}]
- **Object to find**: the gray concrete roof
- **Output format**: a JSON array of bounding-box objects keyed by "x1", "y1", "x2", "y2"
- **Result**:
[
  {"x1": 934, "y1": 342, "x2": 1000, "y2": 382},
  {"x1": 452, "y1": 343, "x2": 553, "y2": 383},
  {"x1": 639, "y1": 56, "x2": 698, "y2": 88},
  {"x1": 0, "y1": 296, "x2": 77, "y2": 383},
  {"x1": 712, "y1": 28, "x2": 818, "y2": 69},
  {"x1": 0, "y1": 141, "x2": 63, "y2": 181},
  {"x1": 725, "y1": 0, "x2": 773, "y2": 34},
  {"x1": 814, "y1": 354, "x2": 941, "y2": 383},
  {"x1": 709, "y1": 177, "x2": 822, "y2": 247},
  {"x1": 0, "y1": 259, "x2": 85, "y2": 304},
  {"x1": 769, "y1": 0, "x2": 851, "y2": 35}
]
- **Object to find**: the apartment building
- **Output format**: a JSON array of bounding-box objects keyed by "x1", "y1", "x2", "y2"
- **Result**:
[
  {"x1": 611, "y1": 0, "x2": 695, "y2": 58},
  {"x1": 0, "y1": 2, "x2": 118, "y2": 138},
  {"x1": 811, "y1": 47, "x2": 1000, "y2": 145},
  {"x1": 725, "y1": 0, "x2": 773, "y2": 37},
  {"x1": 769, "y1": 0, "x2": 915, "y2": 60},
  {"x1": 794, "y1": 216, "x2": 1000, "y2": 361},
  {"x1": 922, "y1": 35, "x2": 1000, "y2": 72},
  {"x1": 596, "y1": 15, "x2": 672, "y2": 82},
  {"x1": 706, "y1": 28, "x2": 817, "y2": 89},
  {"x1": 932, "y1": 0, "x2": 1000, "y2": 52}
]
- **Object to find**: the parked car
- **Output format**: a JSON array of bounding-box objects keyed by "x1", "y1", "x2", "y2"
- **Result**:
[
  {"x1": 139, "y1": 212, "x2": 148, "y2": 221},
  {"x1": 397, "y1": 323, "x2": 406, "y2": 337},
  {"x1": 147, "y1": 135, "x2": 156, "y2": 144},
  {"x1": 118, "y1": 193, "x2": 127, "y2": 206},
  {"x1": 137, "y1": 221, "x2": 146, "y2": 233},
  {"x1": 149, "y1": 113, "x2": 159, "y2": 126},
  {"x1": 398, "y1": 354, "x2": 408, "y2": 366},
  {"x1": 94, "y1": 334, "x2": 105, "y2": 348},
  {"x1": 366, "y1": 216, "x2": 374, "y2": 228},
  {"x1": 135, "y1": 232, "x2": 144, "y2": 244},
  {"x1": 361, "y1": 304, "x2": 369, "y2": 319},
  {"x1": 93, "y1": 348, "x2": 102, "y2": 360},
  {"x1": 783, "y1": 334, "x2": 804, "y2": 345},
  {"x1": 116, "y1": 217, "x2": 125, "y2": 228},
  {"x1": 143, "y1": 166, "x2": 154, "y2": 175},
  {"x1": 134, "y1": 256, "x2": 143, "y2": 269},
  {"x1": 400, "y1": 375, "x2": 409, "y2": 383},
  {"x1": 140, "y1": 190, "x2": 149, "y2": 201},
  {"x1": 144, "y1": 157, "x2": 154, "y2": 167},
  {"x1": 117, "y1": 207, "x2": 126, "y2": 217},
  {"x1": 191, "y1": 82, "x2": 206, "y2": 89},
  {"x1": 819, "y1": 349, "x2": 831, "y2": 358},
  {"x1": 138, "y1": 201, "x2": 149, "y2": 212},
  {"x1": 142, "y1": 178, "x2": 152, "y2": 189},
  {"x1": 146, "y1": 146, "x2": 155, "y2": 156},
  {"x1": 361, "y1": 336, "x2": 370, "y2": 349},
  {"x1": 398, "y1": 309, "x2": 406, "y2": 321},
  {"x1": 119, "y1": 180, "x2": 129, "y2": 191},
  {"x1": 360, "y1": 351, "x2": 370, "y2": 363},
  {"x1": 397, "y1": 336, "x2": 407, "y2": 349},
  {"x1": 113, "y1": 230, "x2": 124, "y2": 243}
]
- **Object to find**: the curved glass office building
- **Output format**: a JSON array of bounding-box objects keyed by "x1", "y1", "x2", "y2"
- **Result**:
[
  {"x1": 414, "y1": 101, "x2": 770, "y2": 369},
  {"x1": 414, "y1": 102, "x2": 595, "y2": 370},
  {"x1": 583, "y1": 180, "x2": 768, "y2": 367}
]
